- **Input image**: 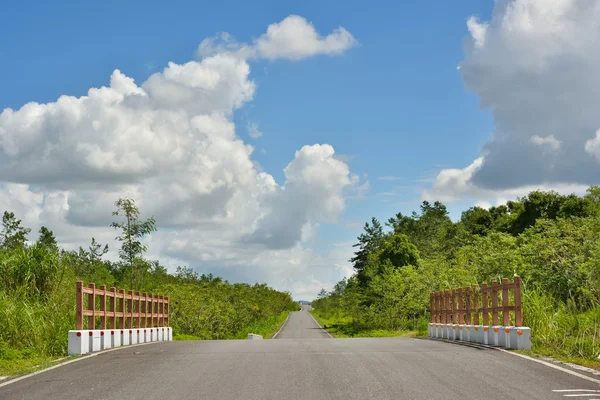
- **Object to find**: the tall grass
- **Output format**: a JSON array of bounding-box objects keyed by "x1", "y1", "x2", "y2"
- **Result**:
[{"x1": 523, "y1": 288, "x2": 600, "y2": 360}]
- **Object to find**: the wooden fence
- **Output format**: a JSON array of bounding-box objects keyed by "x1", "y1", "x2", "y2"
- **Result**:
[
  {"x1": 429, "y1": 276, "x2": 522, "y2": 327},
  {"x1": 76, "y1": 281, "x2": 170, "y2": 330}
]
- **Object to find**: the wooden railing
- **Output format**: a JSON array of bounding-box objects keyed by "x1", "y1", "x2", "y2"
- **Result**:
[
  {"x1": 429, "y1": 276, "x2": 522, "y2": 327},
  {"x1": 76, "y1": 281, "x2": 170, "y2": 330}
]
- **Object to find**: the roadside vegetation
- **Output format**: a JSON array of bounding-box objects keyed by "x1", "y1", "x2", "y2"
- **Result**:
[
  {"x1": 0, "y1": 199, "x2": 299, "y2": 376},
  {"x1": 312, "y1": 187, "x2": 600, "y2": 366}
]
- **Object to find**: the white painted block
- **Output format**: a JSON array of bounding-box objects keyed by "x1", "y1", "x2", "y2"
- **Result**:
[
  {"x1": 510, "y1": 327, "x2": 531, "y2": 350},
  {"x1": 490, "y1": 326, "x2": 501, "y2": 346},
  {"x1": 168, "y1": 327, "x2": 173, "y2": 341},
  {"x1": 90, "y1": 330, "x2": 101, "y2": 352},
  {"x1": 112, "y1": 330, "x2": 121, "y2": 347},
  {"x1": 100, "y1": 330, "x2": 112, "y2": 350},
  {"x1": 428, "y1": 323, "x2": 433, "y2": 337},
  {"x1": 130, "y1": 329, "x2": 139, "y2": 345},
  {"x1": 458, "y1": 325, "x2": 465, "y2": 341},
  {"x1": 450, "y1": 324, "x2": 458, "y2": 340},
  {"x1": 500, "y1": 327, "x2": 511, "y2": 349},
  {"x1": 121, "y1": 330, "x2": 129, "y2": 346},
  {"x1": 68, "y1": 330, "x2": 90, "y2": 355},
  {"x1": 474, "y1": 325, "x2": 484, "y2": 344},
  {"x1": 483, "y1": 326, "x2": 490, "y2": 345},
  {"x1": 464, "y1": 325, "x2": 472, "y2": 342}
]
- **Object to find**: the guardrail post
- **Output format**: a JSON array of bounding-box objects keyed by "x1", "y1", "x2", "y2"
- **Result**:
[
  {"x1": 514, "y1": 276, "x2": 522, "y2": 327},
  {"x1": 76, "y1": 281, "x2": 83, "y2": 330},
  {"x1": 99, "y1": 284, "x2": 107, "y2": 330},
  {"x1": 88, "y1": 283, "x2": 96, "y2": 330},
  {"x1": 491, "y1": 280, "x2": 499, "y2": 326}
]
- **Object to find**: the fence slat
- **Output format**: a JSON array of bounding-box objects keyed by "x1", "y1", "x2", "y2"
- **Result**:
[
  {"x1": 88, "y1": 283, "x2": 96, "y2": 330},
  {"x1": 491, "y1": 280, "x2": 499, "y2": 325},
  {"x1": 76, "y1": 281, "x2": 84, "y2": 330},
  {"x1": 502, "y1": 278, "x2": 510, "y2": 326},
  {"x1": 109, "y1": 287, "x2": 116, "y2": 329},
  {"x1": 465, "y1": 287, "x2": 472, "y2": 325},
  {"x1": 514, "y1": 276, "x2": 522, "y2": 326},
  {"x1": 99, "y1": 285, "x2": 107, "y2": 330},
  {"x1": 481, "y1": 283, "x2": 489, "y2": 325},
  {"x1": 118, "y1": 289, "x2": 125, "y2": 329}
]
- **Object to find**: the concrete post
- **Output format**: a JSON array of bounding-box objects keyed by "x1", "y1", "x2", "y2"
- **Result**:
[
  {"x1": 68, "y1": 331, "x2": 90, "y2": 355},
  {"x1": 111, "y1": 330, "x2": 121, "y2": 348},
  {"x1": 100, "y1": 331, "x2": 112, "y2": 350},
  {"x1": 509, "y1": 327, "x2": 531, "y2": 350},
  {"x1": 474, "y1": 325, "x2": 484, "y2": 344},
  {"x1": 121, "y1": 329, "x2": 129, "y2": 346},
  {"x1": 90, "y1": 331, "x2": 101, "y2": 352},
  {"x1": 490, "y1": 326, "x2": 501, "y2": 346}
]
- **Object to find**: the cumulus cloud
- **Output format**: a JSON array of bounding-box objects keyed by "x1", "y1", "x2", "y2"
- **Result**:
[
  {"x1": 0, "y1": 16, "x2": 359, "y2": 299},
  {"x1": 585, "y1": 129, "x2": 600, "y2": 160},
  {"x1": 247, "y1": 122, "x2": 263, "y2": 138},
  {"x1": 430, "y1": 0, "x2": 600, "y2": 202},
  {"x1": 198, "y1": 15, "x2": 357, "y2": 61}
]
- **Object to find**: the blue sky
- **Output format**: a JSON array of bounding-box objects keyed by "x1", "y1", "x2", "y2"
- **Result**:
[{"x1": 2, "y1": 1, "x2": 596, "y2": 298}]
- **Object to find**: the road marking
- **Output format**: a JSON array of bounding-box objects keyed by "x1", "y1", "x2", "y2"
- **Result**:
[
  {"x1": 501, "y1": 350, "x2": 600, "y2": 386},
  {"x1": 271, "y1": 313, "x2": 291, "y2": 339},
  {"x1": 0, "y1": 340, "x2": 164, "y2": 388},
  {"x1": 307, "y1": 312, "x2": 333, "y2": 338},
  {"x1": 425, "y1": 337, "x2": 600, "y2": 386},
  {"x1": 553, "y1": 390, "x2": 600, "y2": 393}
]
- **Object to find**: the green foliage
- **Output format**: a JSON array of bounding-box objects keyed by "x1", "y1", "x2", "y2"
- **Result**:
[
  {"x1": 111, "y1": 198, "x2": 157, "y2": 289},
  {"x1": 1, "y1": 211, "x2": 30, "y2": 249},
  {"x1": 0, "y1": 199, "x2": 296, "y2": 376},
  {"x1": 314, "y1": 187, "x2": 600, "y2": 362}
]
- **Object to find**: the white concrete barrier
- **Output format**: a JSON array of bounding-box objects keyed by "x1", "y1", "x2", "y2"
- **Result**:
[
  {"x1": 100, "y1": 330, "x2": 112, "y2": 350},
  {"x1": 68, "y1": 326, "x2": 172, "y2": 355},
  {"x1": 428, "y1": 324, "x2": 531, "y2": 350}
]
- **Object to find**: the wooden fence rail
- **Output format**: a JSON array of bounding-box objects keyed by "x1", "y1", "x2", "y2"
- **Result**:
[
  {"x1": 76, "y1": 281, "x2": 170, "y2": 330},
  {"x1": 429, "y1": 276, "x2": 522, "y2": 327}
]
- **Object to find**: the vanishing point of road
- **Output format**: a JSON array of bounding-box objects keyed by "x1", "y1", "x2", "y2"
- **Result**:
[{"x1": 2, "y1": 306, "x2": 599, "y2": 400}]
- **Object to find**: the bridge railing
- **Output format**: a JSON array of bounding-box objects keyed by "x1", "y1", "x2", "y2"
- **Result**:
[
  {"x1": 429, "y1": 276, "x2": 522, "y2": 327},
  {"x1": 75, "y1": 281, "x2": 170, "y2": 330},
  {"x1": 428, "y1": 276, "x2": 530, "y2": 350}
]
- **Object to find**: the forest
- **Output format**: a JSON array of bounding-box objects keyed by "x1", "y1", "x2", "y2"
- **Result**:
[
  {"x1": 312, "y1": 187, "x2": 600, "y2": 366},
  {"x1": 0, "y1": 198, "x2": 299, "y2": 376}
]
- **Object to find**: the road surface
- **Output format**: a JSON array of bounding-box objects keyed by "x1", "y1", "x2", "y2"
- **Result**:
[
  {"x1": 1, "y1": 310, "x2": 599, "y2": 400},
  {"x1": 273, "y1": 305, "x2": 330, "y2": 339}
]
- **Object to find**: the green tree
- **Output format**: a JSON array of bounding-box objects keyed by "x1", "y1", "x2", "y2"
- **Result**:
[
  {"x1": 1, "y1": 211, "x2": 30, "y2": 249},
  {"x1": 37, "y1": 226, "x2": 58, "y2": 250},
  {"x1": 110, "y1": 198, "x2": 157, "y2": 289},
  {"x1": 350, "y1": 217, "x2": 384, "y2": 285}
]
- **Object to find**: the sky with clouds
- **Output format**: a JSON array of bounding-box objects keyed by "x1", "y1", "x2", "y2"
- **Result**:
[{"x1": 1, "y1": 0, "x2": 598, "y2": 300}]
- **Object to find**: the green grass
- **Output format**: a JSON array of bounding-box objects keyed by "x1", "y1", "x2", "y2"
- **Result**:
[
  {"x1": 310, "y1": 311, "x2": 418, "y2": 338},
  {"x1": 0, "y1": 348, "x2": 77, "y2": 377},
  {"x1": 235, "y1": 311, "x2": 292, "y2": 339}
]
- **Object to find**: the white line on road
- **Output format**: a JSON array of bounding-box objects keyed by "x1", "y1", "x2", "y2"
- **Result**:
[
  {"x1": 500, "y1": 350, "x2": 600, "y2": 386},
  {"x1": 0, "y1": 340, "x2": 163, "y2": 388},
  {"x1": 553, "y1": 390, "x2": 600, "y2": 393},
  {"x1": 271, "y1": 313, "x2": 291, "y2": 339},
  {"x1": 307, "y1": 312, "x2": 333, "y2": 338}
]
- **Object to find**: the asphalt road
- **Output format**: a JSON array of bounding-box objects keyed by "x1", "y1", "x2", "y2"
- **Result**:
[
  {"x1": 273, "y1": 306, "x2": 330, "y2": 339},
  {"x1": 2, "y1": 310, "x2": 599, "y2": 400}
]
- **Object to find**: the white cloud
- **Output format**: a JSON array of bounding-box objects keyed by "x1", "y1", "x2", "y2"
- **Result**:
[
  {"x1": 247, "y1": 121, "x2": 263, "y2": 138},
  {"x1": 0, "y1": 16, "x2": 360, "y2": 299},
  {"x1": 198, "y1": 15, "x2": 357, "y2": 62},
  {"x1": 428, "y1": 0, "x2": 600, "y2": 202},
  {"x1": 585, "y1": 129, "x2": 600, "y2": 159},
  {"x1": 530, "y1": 134, "x2": 561, "y2": 151},
  {"x1": 254, "y1": 15, "x2": 357, "y2": 61}
]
